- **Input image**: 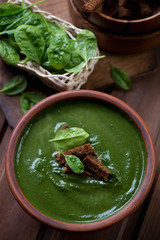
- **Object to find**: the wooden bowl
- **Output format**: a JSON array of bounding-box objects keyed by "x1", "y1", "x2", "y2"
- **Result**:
[
  {"x1": 69, "y1": 0, "x2": 160, "y2": 53},
  {"x1": 5, "y1": 90, "x2": 155, "y2": 231},
  {"x1": 73, "y1": 0, "x2": 160, "y2": 35}
]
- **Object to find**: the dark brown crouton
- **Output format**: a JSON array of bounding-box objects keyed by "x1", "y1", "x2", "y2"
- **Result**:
[
  {"x1": 63, "y1": 160, "x2": 109, "y2": 181},
  {"x1": 82, "y1": 155, "x2": 111, "y2": 181},
  {"x1": 63, "y1": 163, "x2": 73, "y2": 174},
  {"x1": 55, "y1": 143, "x2": 97, "y2": 166},
  {"x1": 138, "y1": 0, "x2": 152, "y2": 18},
  {"x1": 82, "y1": 170, "x2": 98, "y2": 179},
  {"x1": 118, "y1": 0, "x2": 132, "y2": 19},
  {"x1": 55, "y1": 143, "x2": 111, "y2": 182},
  {"x1": 104, "y1": 0, "x2": 118, "y2": 17},
  {"x1": 119, "y1": 6, "x2": 132, "y2": 18},
  {"x1": 81, "y1": 0, "x2": 104, "y2": 17}
]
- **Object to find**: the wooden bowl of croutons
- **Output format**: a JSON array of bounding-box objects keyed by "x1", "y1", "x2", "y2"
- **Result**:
[
  {"x1": 69, "y1": 0, "x2": 160, "y2": 52},
  {"x1": 74, "y1": 0, "x2": 160, "y2": 35}
]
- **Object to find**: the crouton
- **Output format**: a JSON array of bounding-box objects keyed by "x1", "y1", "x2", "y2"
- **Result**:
[
  {"x1": 82, "y1": 155, "x2": 111, "y2": 181},
  {"x1": 81, "y1": 0, "x2": 105, "y2": 17},
  {"x1": 55, "y1": 143, "x2": 97, "y2": 166}
]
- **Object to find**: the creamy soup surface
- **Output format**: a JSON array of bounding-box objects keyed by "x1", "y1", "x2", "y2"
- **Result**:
[{"x1": 15, "y1": 99, "x2": 146, "y2": 223}]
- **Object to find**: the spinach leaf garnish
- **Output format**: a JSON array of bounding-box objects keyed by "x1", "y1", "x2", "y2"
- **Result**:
[
  {"x1": 58, "y1": 148, "x2": 84, "y2": 174},
  {"x1": 0, "y1": 38, "x2": 19, "y2": 65},
  {"x1": 65, "y1": 155, "x2": 84, "y2": 174},
  {"x1": 49, "y1": 127, "x2": 89, "y2": 150},
  {"x1": 0, "y1": 75, "x2": 27, "y2": 95},
  {"x1": 109, "y1": 63, "x2": 131, "y2": 90},
  {"x1": 14, "y1": 24, "x2": 45, "y2": 65},
  {"x1": 20, "y1": 91, "x2": 46, "y2": 114}
]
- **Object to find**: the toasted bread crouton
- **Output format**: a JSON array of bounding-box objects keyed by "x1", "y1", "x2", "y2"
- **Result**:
[
  {"x1": 55, "y1": 143, "x2": 97, "y2": 166},
  {"x1": 81, "y1": 0, "x2": 104, "y2": 17},
  {"x1": 82, "y1": 155, "x2": 111, "y2": 181}
]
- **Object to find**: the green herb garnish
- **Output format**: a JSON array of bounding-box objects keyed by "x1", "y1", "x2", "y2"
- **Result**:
[
  {"x1": 58, "y1": 148, "x2": 84, "y2": 174},
  {"x1": 49, "y1": 127, "x2": 89, "y2": 150}
]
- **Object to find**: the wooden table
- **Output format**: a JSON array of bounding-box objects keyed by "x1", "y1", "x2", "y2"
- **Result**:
[{"x1": 0, "y1": 1, "x2": 160, "y2": 239}]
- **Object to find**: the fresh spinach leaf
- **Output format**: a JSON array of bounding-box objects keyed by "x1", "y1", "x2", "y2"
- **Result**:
[
  {"x1": 0, "y1": 10, "x2": 26, "y2": 26},
  {"x1": 48, "y1": 34, "x2": 71, "y2": 70},
  {"x1": 0, "y1": 39, "x2": 19, "y2": 65},
  {"x1": 109, "y1": 63, "x2": 131, "y2": 90},
  {"x1": 5, "y1": 10, "x2": 31, "y2": 31},
  {"x1": 64, "y1": 39, "x2": 84, "y2": 73},
  {"x1": 14, "y1": 24, "x2": 45, "y2": 65},
  {"x1": 76, "y1": 29, "x2": 97, "y2": 70},
  {"x1": 58, "y1": 148, "x2": 84, "y2": 174},
  {"x1": 47, "y1": 21, "x2": 66, "y2": 40},
  {"x1": 8, "y1": 35, "x2": 20, "y2": 51},
  {"x1": 49, "y1": 127, "x2": 89, "y2": 150},
  {"x1": 4, "y1": 11, "x2": 51, "y2": 47},
  {"x1": 37, "y1": 14, "x2": 53, "y2": 47},
  {"x1": 65, "y1": 62, "x2": 84, "y2": 74},
  {"x1": 0, "y1": 2, "x2": 23, "y2": 17},
  {"x1": 65, "y1": 154, "x2": 84, "y2": 174},
  {"x1": 0, "y1": 0, "x2": 45, "y2": 17},
  {"x1": 41, "y1": 60, "x2": 55, "y2": 72},
  {"x1": 0, "y1": 75, "x2": 27, "y2": 95},
  {"x1": 6, "y1": 11, "x2": 52, "y2": 46},
  {"x1": 20, "y1": 91, "x2": 46, "y2": 114}
]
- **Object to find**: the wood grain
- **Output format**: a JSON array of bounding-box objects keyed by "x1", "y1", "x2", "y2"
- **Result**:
[
  {"x1": 137, "y1": 148, "x2": 160, "y2": 240},
  {"x1": 0, "y1": 108, "x2": 7, "y2": 142},
  {"x1": 41, "y1": 222, "x2": 122, "y2": 240}
]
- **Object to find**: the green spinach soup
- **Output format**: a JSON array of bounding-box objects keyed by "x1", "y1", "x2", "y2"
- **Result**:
[{"x1": 15, "y1": 99, "x2": 147, "y2": 223}]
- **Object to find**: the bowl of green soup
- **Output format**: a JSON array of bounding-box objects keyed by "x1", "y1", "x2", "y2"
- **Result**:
[{"x1": 6, "y1": 90, "x2": 155, "y2": 231}]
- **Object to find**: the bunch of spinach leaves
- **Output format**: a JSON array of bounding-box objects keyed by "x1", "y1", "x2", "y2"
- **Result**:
[
  {"x1": 0, "y1": 74, "x2": 47, "y2": 113},
  {"x1": 0, "y1": 1, "x2": 100, "y2": 74}
]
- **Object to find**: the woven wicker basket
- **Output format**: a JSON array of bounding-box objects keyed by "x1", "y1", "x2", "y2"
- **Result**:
[{"x1": 8, "y1": 0, "x2": 100, "y2": 91}]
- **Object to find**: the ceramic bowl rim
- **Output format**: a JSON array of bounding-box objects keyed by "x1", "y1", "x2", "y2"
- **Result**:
[{"x1": 5, "y1": 90, "x2": 155, "y2": 232}]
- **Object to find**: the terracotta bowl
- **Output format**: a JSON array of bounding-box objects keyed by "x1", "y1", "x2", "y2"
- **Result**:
[
  {"x1": 73, "y1": 0, "x2": 160, "y2": 35},
  {"x1": 5, "y1": 90, "x2": 155, "y2": 231}
]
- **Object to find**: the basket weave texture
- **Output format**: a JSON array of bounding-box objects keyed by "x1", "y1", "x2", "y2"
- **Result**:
[{"x1": 8, "y1": 0, "x2": 100, "y2": 91}]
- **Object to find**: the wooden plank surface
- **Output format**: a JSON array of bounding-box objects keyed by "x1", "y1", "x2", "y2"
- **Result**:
[{"x1": 138, "y1": 173, "x2": 160, "y2": 240}]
